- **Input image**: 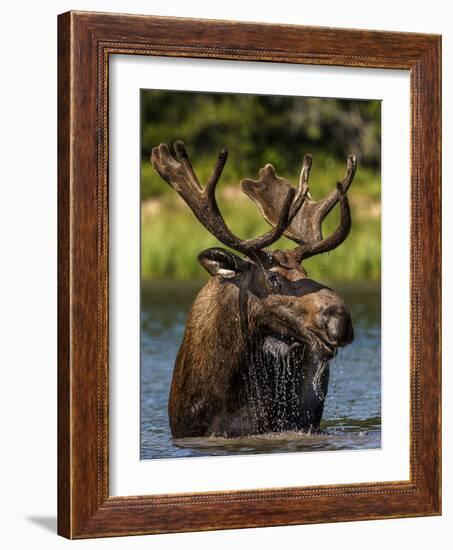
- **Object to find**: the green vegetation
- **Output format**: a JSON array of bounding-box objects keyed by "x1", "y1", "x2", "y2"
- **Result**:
[
  {"x1": 140, "y1": 90, "x2": 381, "y2": 281},
  {"x1": 141, "y1": 163, "x2": 380, "y2": 281}
]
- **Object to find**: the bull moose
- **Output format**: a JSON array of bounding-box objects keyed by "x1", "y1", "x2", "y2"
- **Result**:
[{"x1": 151, "y1": 140, "x2": 356, "y2": 439}]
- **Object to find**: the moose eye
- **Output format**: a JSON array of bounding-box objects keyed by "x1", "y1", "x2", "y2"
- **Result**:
[{"x1": 267, "y1": 273, "x2": 281, "y2": 290}]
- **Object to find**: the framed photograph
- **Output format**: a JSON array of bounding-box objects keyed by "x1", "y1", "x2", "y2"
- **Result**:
[{"x1": 58, "y1": 11, "x2": 441, "y2": 538}]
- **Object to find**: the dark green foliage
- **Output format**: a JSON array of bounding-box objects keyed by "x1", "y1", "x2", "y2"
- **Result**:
[{"x1": 141, "y1": 90, "x2": 380, "y2": 199}]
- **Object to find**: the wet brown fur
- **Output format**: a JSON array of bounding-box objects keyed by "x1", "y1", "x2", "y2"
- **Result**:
[{"x1": 168, "y1": 262, "x2": 351, "y2": 438}]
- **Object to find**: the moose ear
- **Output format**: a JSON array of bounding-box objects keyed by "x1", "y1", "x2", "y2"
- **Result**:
[{"x1": 197, "y1": 248, "x2": 248, "y2": 278}]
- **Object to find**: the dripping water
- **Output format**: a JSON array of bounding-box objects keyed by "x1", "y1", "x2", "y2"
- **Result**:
[
  {"x1": 327, "y1": 351, "x2": 340, "y2": 435},
  {"x1": 239, "y1": 334, "x2": 320, "y2": 434}
]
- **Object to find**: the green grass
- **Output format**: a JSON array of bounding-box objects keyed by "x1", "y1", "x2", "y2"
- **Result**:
[
  {"x1": 141, "y1": 161, "x2": 381, "y2": 282},
  {"x1": 141, "y1": 153, "x2": 381, "y2": 202}
]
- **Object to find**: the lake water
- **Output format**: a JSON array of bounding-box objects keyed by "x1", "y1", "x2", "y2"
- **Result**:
[{"x1": 141, "y1": 280, "x2": 381, "y2": 459}]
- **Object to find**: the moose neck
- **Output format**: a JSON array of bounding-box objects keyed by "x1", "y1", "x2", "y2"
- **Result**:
[{"x1": 185, "y1": 278, "x2": 248, "y2": 374}]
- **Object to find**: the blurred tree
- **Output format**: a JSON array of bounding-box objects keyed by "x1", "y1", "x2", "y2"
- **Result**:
[{"x1": 141, "y1": 90, "x2": 381, "y2": 178}]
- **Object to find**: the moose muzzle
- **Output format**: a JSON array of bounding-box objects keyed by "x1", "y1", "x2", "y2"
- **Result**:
[{"x1": 317, "y1": 304, "x2": 354, "y2": 347}]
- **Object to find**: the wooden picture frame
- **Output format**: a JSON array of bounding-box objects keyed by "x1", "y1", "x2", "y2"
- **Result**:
[{"x1": 58, "y1": 10, "x2": 441, "y2": 539}]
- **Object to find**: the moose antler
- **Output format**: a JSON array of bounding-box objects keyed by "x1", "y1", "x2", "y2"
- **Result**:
[
  {"x1": 150, "y1": 141, "x2": 308, "y2": 260},
  {"x1": 240, "y1": 154, "x2": 357, "y2": 261}
]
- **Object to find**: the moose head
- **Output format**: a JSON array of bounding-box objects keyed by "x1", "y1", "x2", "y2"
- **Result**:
[{"x1": 151, "y1": 141, "x2": 356, "y2": 438}]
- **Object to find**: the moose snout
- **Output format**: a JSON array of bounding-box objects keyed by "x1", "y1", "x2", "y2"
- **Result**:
[{"x1": 317, "y1": 304, "x2": 354, "y2": 347}]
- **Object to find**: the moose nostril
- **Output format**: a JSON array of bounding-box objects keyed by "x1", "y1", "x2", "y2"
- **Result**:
[
  {"x1": 321, "y1": 305, "x2": 342, "y2": 319},
  {"x1": 319, "y1": 305, "x2": 353, "y2": 345}
]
